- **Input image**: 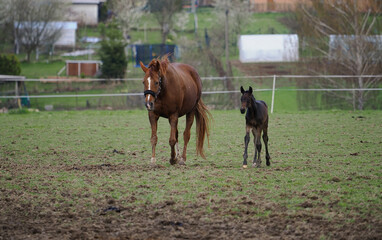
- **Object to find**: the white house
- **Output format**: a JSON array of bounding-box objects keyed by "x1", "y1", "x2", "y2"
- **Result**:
[
  {"x1": 238, "y1": 34, "x2": 299, "y2": 63},
  {"x1": 65, "y1": 0, "x2": 106, "y2": 25},
  {"x1": 15, "y1": 21, "x2": 77, "y2": 48}
]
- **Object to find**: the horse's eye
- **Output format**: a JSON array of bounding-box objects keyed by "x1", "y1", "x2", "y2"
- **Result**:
[{"x1": 155, "y1": 82, "x2": 159, "y2": 85}]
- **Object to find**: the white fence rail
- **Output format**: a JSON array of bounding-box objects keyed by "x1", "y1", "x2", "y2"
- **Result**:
[{"x1": 1, "y1": 75, "x2": 381, "y2": 112}]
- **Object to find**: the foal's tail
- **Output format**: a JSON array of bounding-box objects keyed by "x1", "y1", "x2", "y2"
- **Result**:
[{"x1": 195, "y1": 98, "x2": 212, "y2": 159}]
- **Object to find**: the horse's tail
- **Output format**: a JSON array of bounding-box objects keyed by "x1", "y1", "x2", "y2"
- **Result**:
[{"x1": 195, "y1": 98, "x2": 212, "y2": 159}]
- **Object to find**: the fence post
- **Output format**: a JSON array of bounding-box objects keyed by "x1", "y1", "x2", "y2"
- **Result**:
[{"x1": 271, "y1": 75, "x2": 276, "y2": 114}]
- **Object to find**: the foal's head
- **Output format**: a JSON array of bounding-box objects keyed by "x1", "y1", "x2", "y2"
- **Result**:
[
  {"x1": 140, "y1": 59, "x2": 166, "y2": 111},
  {"x1": 240, "y1": 86, "x2": 255, "y2": 114}
]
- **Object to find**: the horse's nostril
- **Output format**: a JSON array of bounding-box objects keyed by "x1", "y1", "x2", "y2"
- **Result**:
[{"x1": 145, "y1": 101, "x2": 154, "y2": 111}]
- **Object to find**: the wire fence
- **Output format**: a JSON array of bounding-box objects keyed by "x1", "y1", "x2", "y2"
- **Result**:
[{"x1": 1, "y1": 75, "x2": 381, "y2": 112}]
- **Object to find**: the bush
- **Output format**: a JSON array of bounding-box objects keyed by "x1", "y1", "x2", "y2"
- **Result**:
[{"x1": 0, "y1": 54, "x2": 21, "y2": 75}]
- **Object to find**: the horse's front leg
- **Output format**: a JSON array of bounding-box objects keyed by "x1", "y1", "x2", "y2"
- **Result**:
[
  {"x1": 263, "y1": 125, "x2": 271, "y2": 166},
  {"x1": 180, "y1": 111, "x2": 195, "y2": 165},
  {"x1": 243, "y1": 126, "x2": 251, "y2": 168},
  {"x1": 148, "y1": 112, "x2": 159, "y2": 164},
  {"x1": 168, "y1": 115, "x2": 179, "y2": 165},
  {"x1": 252, "y1": 128, "x2": 262, "y2": 168}
]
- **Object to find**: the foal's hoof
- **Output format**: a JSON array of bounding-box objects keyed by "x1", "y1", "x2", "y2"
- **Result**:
[
  {"x1": 252, "y1": 163, "x2": 261, "y2": 168},
  {"x1": 170, "y1": 159, "x2": 178, "y2": 165},
  {"x1": 242, "y1": 165, "x2": 248, "y2": 169},
  {"x1": 178, "y1": 160, "x2": 186, "y2": 166}
]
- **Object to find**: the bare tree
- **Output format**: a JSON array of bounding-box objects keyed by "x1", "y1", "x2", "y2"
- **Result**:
[
  {"x1": 108, "y1": 0, "x2": 145, "y2": 42},
  {"x1": 295, "y1": 0, "x2": 382, "y2": 110},
  {"x1": 0, "y1": 0, "x2": 65, "y2": 62},
  {"x1": 147, "y1": 0, "x2": 183, "y2": 44}
]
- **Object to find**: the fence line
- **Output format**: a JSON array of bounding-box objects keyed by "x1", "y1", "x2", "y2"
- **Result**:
[
  {"x1": 1, "y1": 75, "x2": 382, "y2": 82},
  {"x1": 1, "y1": 75, "x2": 381, "y2": 112}
]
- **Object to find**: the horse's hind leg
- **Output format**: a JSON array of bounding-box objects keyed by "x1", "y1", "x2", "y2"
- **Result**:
[
  {"x1": 263, "y1": 127, "x2": 271, "y2": 166},
  {"x1": 180, "y1": 111, "x2": 195, "y2": 165},
  {"x1": 252, "y1": 128, "x2": 262, "y2": 168},
  {"x1": 168, "y1": 115, "x2": 179, "y2": 165}
]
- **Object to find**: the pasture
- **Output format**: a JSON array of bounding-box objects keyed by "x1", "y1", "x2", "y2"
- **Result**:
[{"x1": 0, "y1": 110, "x2": 381, "y2": 239}]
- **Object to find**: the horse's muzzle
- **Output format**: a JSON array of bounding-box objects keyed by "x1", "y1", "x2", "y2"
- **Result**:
[
  {"x1": 240, "y1": 108, "x2": 246, "y2": 114},
  {"x1": 146, "y1": 101, "x2": 154, "y2": 111}
]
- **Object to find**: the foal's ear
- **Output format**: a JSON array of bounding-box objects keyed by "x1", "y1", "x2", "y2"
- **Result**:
[
  {"x1": 240, "y1": 86, "x2": 245, "y2": 94},
  {"x1": 140, "y1": 61, "x2": 148, "y2": 73},
  {"x1": 249, "y1": 86, "x2": 253, "y2": 94}
]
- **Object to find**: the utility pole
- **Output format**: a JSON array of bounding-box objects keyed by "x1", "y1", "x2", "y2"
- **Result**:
[
  {"x1": 224, "y1": 6, "x2": 233, "y2": 78},
  {"x1": 191, "y1": 0, "x2": 198, "y2": 36}
]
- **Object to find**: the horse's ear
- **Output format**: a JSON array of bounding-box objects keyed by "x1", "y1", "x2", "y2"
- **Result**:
[
  {"x1": 249, "y1": 86, "x2": 253, "y2": 94},
  {"x1": 140, "y1": 61, "x2": 148, "y2": 73},
  {"x1": 240, "y1": 86, "x2": 245, "y2": 94}
]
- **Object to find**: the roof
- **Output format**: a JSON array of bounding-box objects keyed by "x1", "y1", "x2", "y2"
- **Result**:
[
  {"x1": 65, "y1": 60, "x2": 102, "y2": 64},
  {"x1": 72, "y1": 0, "x2": 104, "y2": 4},
  {"x1": 15, "y1": 21, "x2": 77, "y2": 30}
]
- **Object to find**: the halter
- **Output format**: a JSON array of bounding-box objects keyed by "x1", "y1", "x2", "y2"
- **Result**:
[{"x1": 144, "y1": 72, "x2": 163, "y2": 99}]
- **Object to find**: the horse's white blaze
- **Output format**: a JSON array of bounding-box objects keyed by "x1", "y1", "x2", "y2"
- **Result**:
[{"x1": 147, "y1": 77, "x2": 152, "y2": 90}]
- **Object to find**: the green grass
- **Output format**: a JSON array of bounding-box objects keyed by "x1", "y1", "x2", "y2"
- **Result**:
[
  {"x1": 20, "y1": 60, "x2": 66, "y2": 79},
  {"x1": 1, "y1": 110, "x2": 381, "y2": 207},
  {"x1": 1, "y1": 110, "x2": 381, "y2": 238}
]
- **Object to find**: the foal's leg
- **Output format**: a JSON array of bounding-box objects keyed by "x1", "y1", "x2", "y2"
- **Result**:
[
  {"x1": 180, "y1": 111, "x2": 195, "y2": 165},
  {"x1": 252, "y1": 128, "x2": 262, "y2": 168},
  {"x1": 148, "y1": 112, "x2": 159, "y2": 164},
  {"x1": 168, "y1": 114, "x2": 179, "y2": 165},
  {"x1": 243, "y1": 126, "x2": 251, "y2": 168},
  {"x1": 263, "y1": 125, "x2": 271, "y2": 166}
]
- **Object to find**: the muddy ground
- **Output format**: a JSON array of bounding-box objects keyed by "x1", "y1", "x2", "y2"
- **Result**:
[{"x1": 1, "y1": 163, "x2": 381, "y2": 240}]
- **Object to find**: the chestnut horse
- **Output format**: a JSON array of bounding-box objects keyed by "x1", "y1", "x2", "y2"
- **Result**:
[
  {"x1": 140, "y1": 56, "x2": 211, "y2": 165},
  {"x1": 240, "y1": 86, "x2": 271, "y2": 168}
]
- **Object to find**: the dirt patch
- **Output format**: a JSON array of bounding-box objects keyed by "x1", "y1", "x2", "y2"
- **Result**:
[{"x1": 1, "y1": 186, "x2": 381, "y2": 240}]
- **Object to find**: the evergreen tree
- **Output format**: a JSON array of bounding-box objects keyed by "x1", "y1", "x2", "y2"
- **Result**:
[{"x1": 99, "y1": 21, "x2": 127, "y2": 79}]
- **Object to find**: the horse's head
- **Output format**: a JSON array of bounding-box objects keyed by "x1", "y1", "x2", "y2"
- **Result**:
[
  {"x1": 240, "y1": 86, "x2": 254, "y2": 114},
  {"x1": 140, "y1": 59, "x2": 165, "y2": 111}
]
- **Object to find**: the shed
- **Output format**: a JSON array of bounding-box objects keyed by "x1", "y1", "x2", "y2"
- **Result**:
[
  {"x1": 68, "y1": 0, "x2": 106, "y2": 25},
  {"x1": 238, "y1": 34, "x2": 299, "y2": 63},
  {"x1": 66, "y1": 60, "x2": 102, "y2": 77}
]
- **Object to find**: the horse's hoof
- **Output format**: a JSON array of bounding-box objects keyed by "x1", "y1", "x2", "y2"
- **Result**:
[{"x1": 243, "y1": 165, "x2": 248, "y2": 169}]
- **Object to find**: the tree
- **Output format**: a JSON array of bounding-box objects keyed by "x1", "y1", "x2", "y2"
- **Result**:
[
  {"x1": 0, "y1": 0, "x2": 66, "y2": 62},
  {"x1": 108, "y1": 0, "x2": 145, "y2": 42},
  {"x1": 295, "y1": 0, "x2": 382, "y2": 110},
  {"x1": 147, "y1": 0, "x2": 183, "y2": 44},
  {"x1": 99, "y1": 21, "x2": 128, "y2": 79}
]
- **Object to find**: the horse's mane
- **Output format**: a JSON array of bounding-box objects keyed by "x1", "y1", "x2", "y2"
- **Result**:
[{"x1": 148, "y1": 54, "x2": 171, "y2": 75}]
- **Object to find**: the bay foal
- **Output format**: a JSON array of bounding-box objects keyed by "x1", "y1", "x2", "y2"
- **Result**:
[{"x1": 240, "y1": 86, "x2": 270, "y2": 168}]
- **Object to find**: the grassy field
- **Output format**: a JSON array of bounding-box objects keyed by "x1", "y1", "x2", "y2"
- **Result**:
[{"x1": 0, "y1": 110, "x2": 381, "y2": 239}]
